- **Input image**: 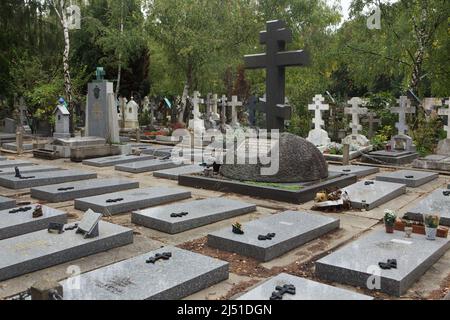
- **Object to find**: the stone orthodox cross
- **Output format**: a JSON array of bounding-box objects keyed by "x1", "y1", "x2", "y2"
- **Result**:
[
  {"x1": 309, "y1": 95, "x2": 329, "y2": 131},
  {"x1": 439, "y1": 99, "x2": 450, "y2": 139},
  {"x1": 345, "y1": 97, "x2": 367, "y2": 135},
  {"x1": 244, "y1": 20, "x2": 309, "y2": 131},
  {"x1": 191, "y1": 91, "x2": 204, "y2": 120},
  {"x1": 391, "y1": 96, "x2": 415, "y2": 135},
  {"x1": 227, "y1": 96, "x2": 243, "y2": 127},
  {"x1": 362, "y1": 112, "x2": 381, "y2": 138}
]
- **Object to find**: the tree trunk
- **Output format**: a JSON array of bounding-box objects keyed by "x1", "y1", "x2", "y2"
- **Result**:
[
  {"x1": 409, "y1": 47, "x2": 425, "y2": 94},
  {"x1": 115, "y1": 1, "x2": 124, "y2": 102},
  {"x1": 178, "y1": 83, "x2": 189, "y2": 124}
]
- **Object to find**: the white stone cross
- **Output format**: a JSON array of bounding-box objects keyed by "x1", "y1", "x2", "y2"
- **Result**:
[
  {"x1": 345, "y1": 97, "x2": 368, "y2": 135},
  {"x1": 191, "y1": 91, "x2": 204, "y2": 120},
  {"x1": 391, "y1": 96, "x2": 415, "y2": 135},
  {"x1": 227, "y1": 95, "x2": 243, "y2": 127},
  {"x1": 308, "y1": 94, "x2": 329, "y2": 130},
  {"x1": 439, "y1": 99, "x2": 450, "y2": 139}
]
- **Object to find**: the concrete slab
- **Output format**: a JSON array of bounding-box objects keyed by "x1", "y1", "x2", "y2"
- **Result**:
[
  {"x1": 376, "y1": 170, "x2": 439, "y2": 188},
  {"x1": 115, "y1": 159, "x2": 183, "y2": 173},
  {"x1": 82, "y1": 154, "x2": 155, "y2": 167},
  {"x1": 208, "y1": 211, "x2": 340, "y2": 262},
  {"x1": 405, "y1": 189, "x2": 450, "y2": 226},
  {"x1": 0, "y1": 160, "x2": 34, "y2": 169},
  {"x1": 31, "y1": 178, "x2": 139, "y2": 202},
  {"x1": 0, "y1": 157, "x2": 6, "y2": 161},
  {"x1": 316, "y1": 230, "x2": 450, "y2": 296},
  {"x1": 132, "y1": 198, "x2": 257, "y2": 234},
  {"x1": 328, "y1": 165, "x2": 379, "y2": 178},
  {"x1": 0, "y1": 165, "x2": 62, "y2": 176},
  {"x1": 0, "y1": 196, "x2": 16, "y2": 210},
  {"x1": 61, "y1": 246, "x2": 229, "y2": 300},
  {"x1": 237, "y1": 273, "x2": 373, "y2": 300},
  {"x1": 363, "y1": 151, "x2": 419, "y2": 165},
  {"x1": 153, "y1": 164, "x2": 204, "y2": 180},
  {"x1": 0, "y1": 170, "x2": 97, "y2": 189},
  {"x1": 0, "y1": 221, "x2": 133, "y2": 281},
  {"x1": 75, "y1": 187, "x2": 191, "y2": 215},
  {"x1": 0, "y1": 204, "x2": 67, "y2": 240},
  {"x1": 343, "y1": 180, "x2": 407, "y2": 210}
]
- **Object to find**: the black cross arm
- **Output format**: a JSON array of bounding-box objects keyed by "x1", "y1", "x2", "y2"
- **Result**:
[
  {"x1": 275, "y1": 104, "x2": 292, "y2": 119},
  {"x1": 276, "y1": 50, "x2": 309, "y2": 67},
  {"x1": 244, "y1": 54, "x2": 266, "y2": 69},
  {"x1": 260, "y1": 28, "x2": 293, "y2": 44}
]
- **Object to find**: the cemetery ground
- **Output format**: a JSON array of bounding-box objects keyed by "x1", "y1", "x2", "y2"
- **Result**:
[{"x1": 0, "y1": 151, "x2": 449, "y2": 300}]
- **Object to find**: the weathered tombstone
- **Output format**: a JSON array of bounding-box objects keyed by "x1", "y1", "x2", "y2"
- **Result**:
[
  {"x1": 437, "y1": 99, "x2": 450, "y2": 154},
  {"x1": 188, "y1": 91, "x2": 205, "y2": 133},
  {"x1": 115, "y1": 158, "x2": 184, "y2": 173},
  {"x1": 122, "y1": 97, "x2": 140, "y2": 131},
  {"x1": 210, "y1": 94, "x2": 220, "y2": 122},
  {"x1": 18, "y1": 97, "x2": 31, "y2": 134},
  {"x1": 82, "y1": 154, "x2": 155, "y2": 168},
  {"x1": 85, "y1": 68, "x2": 120, "y2": 143},
  {"x1": 1, "y1": 118, "x2": 16, "y2": 134},
  {"x1": 328, "y1": 165, "x2": 380, "y2": 178},
  {"x1": 0, "y1": 196, "x2": 16, "y2": 211},
  {"x1": 307, "y1": 94, "x2": 331, "y2": 147},
  {"x1": 362, "y1": 112, "x2": 381, "y2": 139},
  {"x1": 227, "y1": 96, "x2": 243, "y2": 128},
  {"x1": 53, "y1": 102, "x2": 71, "y2": 139},
  {"x1": 153, "y1": 164, "x2": 204, "y2": 181},
  {"x1": 244, "y1": 20, "x2": 309, "y2": 131},
  {"x1": 342, "y1": 97, "x2": 370, "y2": 147},
  {"x1": 390, "y1": 96, "x2": 416, "y2": 151},
  {"x1": 406, "y1": 189, "x2": 450, "y2": 226}
]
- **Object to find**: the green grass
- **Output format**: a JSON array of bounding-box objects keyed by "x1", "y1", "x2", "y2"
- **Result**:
[{"x1": 243, "y1": 181, "x2": 303, "y2": 191}]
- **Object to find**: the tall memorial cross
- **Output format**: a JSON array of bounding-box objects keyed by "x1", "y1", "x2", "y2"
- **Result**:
[
  {"x1": 362, "y1": 112, "x2": 381, "y2": 138},
  {"x1": 244, "y1": 20, "x2": 309, "y2": 131},
  {"x1": 247, "y1": 96, "x2": 265, "y2": 126},
  {"x1": 220, "y1": 95, "x2": 228, "y2": 128},
  {"x1": 227, "y1": 96, "x2": 243, "y2": 127},
  {"x1": 191, "y1": 91, "x2": 204, "y2": 120},
  {"x1": 439, "y1": 99, "x2": 450, "y2": 139},
  {"x1": 345, "y1": 97, "x2": 367, "y2": 135},
  {"x1": 309, "y1": 95, "x2": 329, "y2": 131},
  {"x1": 391, "y1": 96, "x2": 415, "y2": 135}
]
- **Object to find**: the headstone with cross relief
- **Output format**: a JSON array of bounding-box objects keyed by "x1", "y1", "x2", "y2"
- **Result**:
[
  {"x1": 436, "y1": 98, "x2": 450, "y2": 155},
  {"x1": 342, "y1": 97, "x2": 370, "y2": 147},
  {"x1": 389, "y1": 96, "x2": 416, "y2": 152},
  {"x1": 227, "y1": 96, "x2": 243, "y2": 128},
  {"x1": 307, "y1": 95, "x2": 331, "y2": 147},
  {"x1": 188, "y1": 91, "x2": 205, "y2": 134}
]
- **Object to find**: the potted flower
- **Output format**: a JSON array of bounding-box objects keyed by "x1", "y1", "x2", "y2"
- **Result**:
[
  {"x1": 424, "y1": 214, "x2": 440, "y2": 240},
  {"x1": 404, "y1": 221, "x2": 413, "y2": 238},
  {"x1": 384, "y1": 210, "x2": 397, "y2": 234},
  {"x1": 232, "y1": 222, "x2": 244, "y2": 235}
]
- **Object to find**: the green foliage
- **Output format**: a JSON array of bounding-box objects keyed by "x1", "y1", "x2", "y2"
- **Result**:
[
  {"x1": 411, "y1": 114, "x2": 442, "y2": 156},
  {"x1": 384, "y1": 210, "x2": 397, "y2": 226}
]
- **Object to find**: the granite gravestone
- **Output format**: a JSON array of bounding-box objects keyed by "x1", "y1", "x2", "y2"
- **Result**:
[
  {"x1": 406, "y1": 189, "x2": 450, "y2": 226},
  {"x1": 375, "y1": 170, "x2": 438, "y2": 188},
  {"x1": 328, "y1": 165, "x2": 379, "y2": 178},
  {"x1": 60, "y1": 247, "x2": 228, "y2": 300},
  {"x1": 115, "y1": 159, "x2": 183, "y2": 174},
  {"x1": 244, "y1": 20, "x2": 309, "y2": 131},
  {"x1": 227, "y1": 96, "x2": 243, "y2": 128},
  {"x1": 307, "y1": 94, "x2": 331, "y2": 147},
  {"x1": 0, "y1": 196, "x2": 16, "y2": 210},
  {"x1": 82, "y1": 154, "x2": 155, "y2": 167},
  {"x1": 85, "y1": 68, "x2": 120, "y2": 143},
  {"x1": 0, "y1": 165, "x2": 61, "y2": 176},
  {"x1": 153, "y1": 164, "x2": 204, "y2": 181},
  {"x1": 0, "y1": 160, "x2": 34, "y2": 169},
  {"x1": 208, "y1": 211, "x2": 339, "y2": 262}
]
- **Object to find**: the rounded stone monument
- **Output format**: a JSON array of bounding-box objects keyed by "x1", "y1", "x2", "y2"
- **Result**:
[{"x1": 220, "y1": 133, "x2": 328, "y2": 183}]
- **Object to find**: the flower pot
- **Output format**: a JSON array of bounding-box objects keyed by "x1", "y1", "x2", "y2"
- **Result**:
[
  {"x1": 425, "y1": 227, "x2": 437, "y2": 240},
  {"x1": 437, "y1": 227, "x2": 449, "y2": 238},
  {"x1": 404, "y1": 227, "x2": 413, "y2": 238},
  {"x1": 385, "y1": 224, "x2": 394, "y2": 234},
  {"x1": 413, "y1": 224, "x2": 426, "y2": 235}
]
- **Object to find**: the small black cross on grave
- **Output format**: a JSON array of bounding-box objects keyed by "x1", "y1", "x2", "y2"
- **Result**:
[
  {"x1": 270, "y1": 284, "x2": 296, "y2": 300},
  {"x1": 146, "y1": 252, "x2": 172, "y2": 264},
  {"x1": 244, "y1": 20, "x2": 309, "y2": 131}
]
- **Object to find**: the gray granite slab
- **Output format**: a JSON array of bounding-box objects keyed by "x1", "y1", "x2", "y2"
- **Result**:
[
  {"x1": 75, "y1": 187, "x2": 191, "y2": 215},
  {"x1": 115, "y1": 159, "x2": 183, "y2": 173},
  {"x1": 406, "y1": 189, "x2": 450, "y2": 226},
  {"x1": 153, "y1": 164, "x2": 204, "y2": 180},
  {"x1": 31, "y1": 178, "x2": 139, "y2": 202},
  {"x1": 0, "y1": 160, "x2": 34, "y2": 169},
  {"x1": 343, "y1": 180, "x2": 406, "y2": 210},
  {"x1": 0, "y1": 165, "x2": 61, "y2": 176},
  {"x1": 316, "y1": 230, "x2": 450, "y2": 296},
  {"x1": 132, "y1": 198, "x2": 257, "y2": 234},
  {"x1": 328, "y1": 165, "x2": 379, "y2": 178},
  {"x1": 2, "y1": 143, "x2": 33, "y2": 151},
  {"x1": 370, "y1": 150, "x2": 412, "y2": 157},
  {"x1": 376, "y1": 170, "x2": 439, "y2": 188},
  {"x1": 208, "y1": 211, "x2": 340, "y2": 262},
  {"x1": 237, "y1": 273, "x2": 373, "y2": 300},
  {"x1": 82, "y1": 154, "x2": 155, "y2": 167},
  {"x1": 0, "y1": 170, "x2": 97, "y2": 189},
  {"x1": 0, "y1": 204, "x2": 67, "y2": 240},
  {"x1": 0, "y1": 196, "x2": 16, "y2": 210},
  {"x1": 0, "y1": 156, "x2": 6, "y2": 161},
  {"x1": 61, "y1": 246, "x2": 228, "y2": 300},
  {"x1": 0, "y1": 221, "x2": 133, "y2": 281}
]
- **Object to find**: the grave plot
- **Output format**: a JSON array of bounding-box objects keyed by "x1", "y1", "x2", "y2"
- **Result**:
[
  {"x1": 0, "y1": 211, "x2": 133, "y2": 281},
  {"x1": 363, "y1": 150, "x2": 419, "y2": 165},
  {"x1": 142, "y1": 147, "x2": 174, "y2": 157},
  {"x1": 343, "y1": 180, "x2": 406, "y2": 210},
  {"x1": 0, "y1": 165, "x2": 61, "y2": 176},
  {"x1": 315, "y1": 230, "x2": 450, "y2": 296},
  {"x1": 237, "y1": 273, "x2": 373, "y2": 300},
  {"x1": 61, "y1": 246, "x2": 228, "y2": 300},
  {"x1": 115, "y1": 159, "x2": 184, "y2": 173},
  {"x1": 0, "y1": 204, "x2": 67, "y2": 240},
  {"x1": 208, "y1": 211, "x2": 339, "y2": 262},
  {"x1": 0, "y1": 160, "x2": 34, "y2": 169},
  {"x1": 153, "y1": 164, "x2": 204, "y2": 181},
  {"x1": 31, "y1": 178, "x2": 139, "y2": 202},
  {"x1": 82, "y1": 154, "x2": 155, "y2": 167},
  {"x1": 405, "y1": 189, "x2": 450, "y2": 226},
  {"x1": 75, "y1": 187, "x2": 191, "y2": 215},
  {"x1": 0, "y1": 170, "x2": 97, "y2": 189},
  {"x1": 0, "y1": 196, "x2": 16, "y2": 210},
  {"x1": 328, "y1": 165, "x2": 379, "y2": 178},
  {"x1": 132, "y1": 198, "x2": 256, "y2": 234},
  {"x1": 375, "y1": 170, "x2": 439, "y2": 188}
]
